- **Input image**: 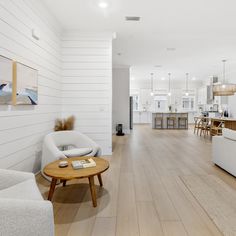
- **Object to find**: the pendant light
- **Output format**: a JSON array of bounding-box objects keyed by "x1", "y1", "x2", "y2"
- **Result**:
[
  {"x1": 213, "y1": 60, "x2": 236, "y2": 96},
  {"x1": 167, "y1": 73, "x2": 171, "y2": 96},
  {"x1": 185, "y1": 73, "x2": 189, "y2": 96},
  {"x1": 150, "y1": 73, "x2": 154, "y2": 96}
]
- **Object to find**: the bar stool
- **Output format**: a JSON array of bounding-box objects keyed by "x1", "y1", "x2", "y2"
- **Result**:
[
  {"x1": 155, "y1": 116, "x2": 163, "y2": 129},
  {"x1": 194, "y1": 117, "x2": 200, "y2": 134},
  {"x1": 200, "y1": 118, "x2": 212, "y2": 137},
  {"x1": 167, "y1": 116, "x2": 176, "y2": 129},
  {"x1": 178, "y1": 117, "x2": 188, "y2": 129}
]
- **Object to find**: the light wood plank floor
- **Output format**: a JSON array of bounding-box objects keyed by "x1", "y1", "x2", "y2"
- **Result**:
[{"x1": 37, "y1": 125, "x2": 236, "y2": 236}]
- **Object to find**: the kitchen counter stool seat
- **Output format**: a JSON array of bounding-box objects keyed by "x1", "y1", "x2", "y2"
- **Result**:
[
  {"x1": 155, "y1": 116, "x2": 163, "y2": 129},
  {"x1": 167, "y1": 117, "x2": 176, "y2": 129},
  {"x1": 178, "y1": 117, "x2": 188, "y2": 129}
]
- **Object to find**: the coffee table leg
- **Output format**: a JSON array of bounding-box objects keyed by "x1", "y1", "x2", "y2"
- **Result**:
[
  {"x1": 48, "y1": 178, "x2": 57, "y2": 201},
  {"x1": 88, "y1": 176, "x2": 97, "y2": 207},
  {"x1": 97, "y1": 174, "x2": 103, "y2": 187}
]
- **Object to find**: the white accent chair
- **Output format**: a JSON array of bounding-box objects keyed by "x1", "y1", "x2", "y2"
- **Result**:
[
  {"x1": 0, "y1": 169, "x2": 54, "y2": 236},
  {"x1": 212, "y1": 128, "x2": 236, "y2": 176},
  {"x1": 41, "y1": 131, "x2": 101, "y2": 180}
]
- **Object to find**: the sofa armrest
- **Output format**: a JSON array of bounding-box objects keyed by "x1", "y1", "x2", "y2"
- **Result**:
[
  {"x1": 0, "y1": 169, "x2": 34, "y2": 190},
  {"x1": 0, "y1": 199, "x2": 54, "y2": 236}
]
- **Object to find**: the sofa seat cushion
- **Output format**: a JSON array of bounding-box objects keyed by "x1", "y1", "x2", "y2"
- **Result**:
[
  {"x1": 62, "y1": 148, "x2": 93, "y2": 157},
  {"x1": 223, "y1": 128, "x2": 236, "y2": 141},
  {"x1": 0, "y1": 179, "x2": 43, "y2": 201}
]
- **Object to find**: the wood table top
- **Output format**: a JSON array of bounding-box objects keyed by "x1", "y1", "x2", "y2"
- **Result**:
[
  {"x1": 194, "y1": 116, "x2": 236, "y2": 122},
  {"x1": 43, "y1": 156, "x2": 109, "y2": 180}
]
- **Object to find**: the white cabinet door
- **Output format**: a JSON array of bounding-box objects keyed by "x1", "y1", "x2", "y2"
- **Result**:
[
  {"x1": 133, "y1": 112, "x2": 140, "y2": 124},
  {"x1": 133, "y1": 111, "x2": 151, "y2": 124},
  {"x1": 198, "y1": 87, "x2": 207, "y2": 105},
  {"x1": 140, "y1": 112, "x2": 148, "y2": 123}
]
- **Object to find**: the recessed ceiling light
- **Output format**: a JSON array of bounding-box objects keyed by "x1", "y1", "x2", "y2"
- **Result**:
[
  {"x1": 161, "y1": 77, "x2": 165, "y2": 80},
  {"x1": 131, "y1": 77, "x2": 135, "y2": 81},
  {"x1": 166, "y1": 47, "x2": 176, "y2": 51},
  {"x1": 125, "y1": 16, "x2": 141, "y2": 21},
  {"x1": 98, "y1": 1, "x2": 108, "y2": 8},
  {"x1": 192, "y1": 77, "x2": 196, "y2": 80}
]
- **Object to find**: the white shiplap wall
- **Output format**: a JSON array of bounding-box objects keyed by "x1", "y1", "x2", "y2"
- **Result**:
[
  {"x1": 0, "y1": 0, "x2": 62, "y2": 172},
  {"x1": 61, "y1": 32, "x2": 113, "y2": 155}
]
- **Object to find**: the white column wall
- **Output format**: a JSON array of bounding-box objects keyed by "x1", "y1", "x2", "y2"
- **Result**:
[{"x1": 61, "y1": 31, "x2": 113, "y2": 155}]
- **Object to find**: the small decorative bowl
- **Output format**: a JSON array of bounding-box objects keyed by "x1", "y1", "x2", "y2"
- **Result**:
[{"x1": 59, "y1": 161, "x2": 68, "y2": 168}]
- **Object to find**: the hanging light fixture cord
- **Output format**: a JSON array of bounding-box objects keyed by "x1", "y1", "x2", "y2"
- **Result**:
[
  {"x1": 186, "y1": 73, "x2": 189, "y2": 92},
  {"x1": 222, "y1": 59, "x2": 226, "y2": 84},
  {"x1": 168, "y1": 73, "x2": 171, "y2": 92},
  {"x1": 151, "y1": 73, "x2": 153, "y2": 91}
]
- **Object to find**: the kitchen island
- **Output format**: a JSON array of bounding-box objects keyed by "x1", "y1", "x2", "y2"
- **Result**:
[{"x1": 152, "y1": 112, "x2": 188, "y2": 129}]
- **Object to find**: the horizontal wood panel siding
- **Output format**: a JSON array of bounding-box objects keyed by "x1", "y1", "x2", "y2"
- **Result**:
[
  {"x1": 0, "y1": 0, "x2": 62, "y2": 172},
  {"x1": 62, "y1": 32, "x2": 113, "y2": 155}
]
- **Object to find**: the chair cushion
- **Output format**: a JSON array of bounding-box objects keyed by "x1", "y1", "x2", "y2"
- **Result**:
[
  {"x1": 0, "y1": 179, "x2": 43, "y2": 201},
  {"x1": 223, "y1": 128, "x2": 236, "y2": 141},
  {"x1": 62, "y1": 148, "x2": 93, "y2": 157}
]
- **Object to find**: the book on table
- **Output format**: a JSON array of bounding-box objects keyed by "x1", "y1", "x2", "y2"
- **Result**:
[{"x1": 71, "y1": 158, "x2": 96, "y2": 169}]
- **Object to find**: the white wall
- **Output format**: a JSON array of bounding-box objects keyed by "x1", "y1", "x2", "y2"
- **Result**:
[
  {"x1": 61, "y1": 31, "x2": 113, "y2": 155},
  {"x1": 0, "y1": 0, "x2": 62, "y2": 173},
  {"x1": 112, "y1": 67, "x2": 130, "y2": 134}
]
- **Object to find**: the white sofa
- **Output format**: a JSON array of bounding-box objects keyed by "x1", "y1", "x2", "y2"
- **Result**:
[
  {"x1": 41, "y1": 130, "x2": 101, "y2": 180},
  {"x1": 0, "y1": 169, "x2": 54, "y2": 236},
  {"x1": 212, "y1": 128, "x2": 236, "y2": 176}
]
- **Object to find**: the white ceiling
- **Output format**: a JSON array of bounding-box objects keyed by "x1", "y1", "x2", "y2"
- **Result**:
[{"x1": 42, "y1": 0, "x2": 236, "y2": 82}]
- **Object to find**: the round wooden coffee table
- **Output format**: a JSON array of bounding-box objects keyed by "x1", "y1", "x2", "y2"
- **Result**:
[{"x1": 43, "y1": 156, "x2": 109, "y2": 207}]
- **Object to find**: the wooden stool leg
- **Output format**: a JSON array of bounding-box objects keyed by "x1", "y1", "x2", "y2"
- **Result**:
[
  {"x1": 97, "y1": 174, "x2": 103, "y2": 187},
  {"x1": 48, "y1": 178, "x2": 57, "y2": 201},
  {"x1": 88, "y1": 176, "x2": 97, "y2": 207}
]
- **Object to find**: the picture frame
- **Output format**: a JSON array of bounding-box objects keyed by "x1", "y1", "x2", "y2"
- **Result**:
[
  {"x1": 12, "y1": 62, "x2": 38, "y2": 105},
  {"x1": 0, "y1": 55, "x2": 13, "y2": 105}
]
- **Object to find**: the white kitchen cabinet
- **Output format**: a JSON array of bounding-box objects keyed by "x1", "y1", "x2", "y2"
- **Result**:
[
  {"x1": 197, "y1": 86, "x2": 207, "y2": 105},
  {"x1": 133, "y1": 111, "x2": 151, "y2": 124}
]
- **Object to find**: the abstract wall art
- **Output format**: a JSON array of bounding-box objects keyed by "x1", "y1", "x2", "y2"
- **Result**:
[
  {"x1": 0, "y1": 55, "x2": 13, "y2": 105},
  {"x1": 12, "y1": 62, "x2": 38, "y2": 105}
]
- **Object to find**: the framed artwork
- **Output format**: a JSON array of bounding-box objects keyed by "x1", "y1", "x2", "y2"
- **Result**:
[
  {"x1": 12, "y1": 62, "x2": 38, "y2": 105},
  {"x1": 0, "y1": 55, "x2": 13, "y2": 105}
]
